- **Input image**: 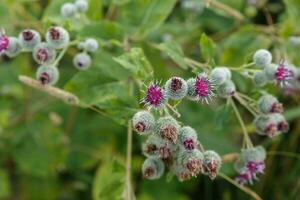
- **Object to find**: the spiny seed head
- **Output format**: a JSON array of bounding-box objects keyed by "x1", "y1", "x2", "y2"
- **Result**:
[
  {"x1": 257, "y1": 94, "x2": 283, "y2": 114},
  {"x1": 202, "y1": 150, "x2": 222, "y2": 180},
  {"x1": 253, "y1": 71, "x2": 268, "y2": 87},
  {"x1": 36, "y1": 65, "x2": 59, "y2": 86},
  {"x1": 75, "y1": 0, "x2": 89, "y2": 13},
  {"x1": 263, "y1": 63, "x2": 277, "y2": 81},
  {"x1": 33, "y1": 42, "x2": 56, "y2": 65},
  {"x1": 155, "y1": 116, "x2": 180, "y2": 143},
  {"x1": 73, "y1": 52, "x2": 92, "y2": 70},
  {"x1": 84, "y1": 38, "x2": 99, "y2": 52},
  {"x1": 142, "y1": 157, "x2": 165, "y2": 180},
  {"x1": 0, "y1": 30, "x2": 9, "y2": 55},
  {"x1": 142, "y1": 134, "x2": 175, "y2": 159},
  {"x1": 61, "y1": 3, "x2": 77, "y2": 18},
  {"x1": 186, "y1": 78, "x2": 198, "y2": 101},
  {"x1": 210, "y1": 67, "x2": 231, "y2": 86},
  {"x1": 253, "y1": 49, "x2": 272, "y2": 68},
  {"x1": 194, "y1": 73, "x2": 215, "y2": 103},
  {"x1": 5, "y1": 37, "x2": 22, "y2": 58},
  {"x1": 178, "y1": 149, "x2": 204, "y2": 176},
  {"x1": 18, "y1": 29, "x2": 41, "y2": 51},
  {"x1": 217, "y1": 80, "x2": 236, "y2": 98},
  {"x1": 165, "y1": 76, "x2": 188, "y2": 100},
  {"x1": 272, "y1": 113, "x2": 289, "y2": 133},
  {"x1": 175, "y1": 167, "x2": 194, "y2": 182},
  {"x1": 179, "y1": 126, "x2": 198, "y2": 151},
  {"x1": 275, "y1": 61, "x2": 294, "y2": 87},
  {"x1": 253, "y1": 114, "x2": 286, "y2": 137},
  {"x1": 132, "y1": 110, "x2": 155, "y2": 135},
  {"x1": 143, "y1": 83, "x2": 168, "y2": 110},
  {"x1": 46, "y1": 26, "x2": 70, "y2": 49}
]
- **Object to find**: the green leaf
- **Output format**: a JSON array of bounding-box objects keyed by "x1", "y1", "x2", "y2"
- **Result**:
[
  {"x1": 86, "y1": 0, "x2": 102, "y2": 20},
  {"x1": 119, "y1": 0, "x2": 177, "y2": 38},
  {"x1": 79, "y1": 21, "x2": 125, "y2": 41},
  {"x1": 113, "y1": 48, "x2": 154, "y2": 80},
  {"x1": 200, "y1": 33, "x2": 216, "y2": 64},
  {"x1": 159, "y1": 41, "x2": 188, "y2": 70},
  {"x1": 92, "y1": 158, "x2": 126, "y2": 200},
  {"x1": 136, "y1": 0, "x2": 177, "y2": 37}
]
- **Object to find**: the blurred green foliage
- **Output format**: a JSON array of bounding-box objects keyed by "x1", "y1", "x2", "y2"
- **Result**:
[{"x1": 0, "y1": 0, "x2": 299, "y2": 200}]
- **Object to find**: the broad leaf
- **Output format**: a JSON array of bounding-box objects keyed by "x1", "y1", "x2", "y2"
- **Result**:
[
  {"x1": 159, "y1": 41, "x2": 188, "y2": 70},
  {"x1": 200, "y1": 33, "x2": 216, "y2": 64},
  {"x1": 113, "y1": 48, "x2": 154, "y2": 80}
]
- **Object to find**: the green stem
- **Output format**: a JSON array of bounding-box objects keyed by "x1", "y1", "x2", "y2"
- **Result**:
[
  {"x1": 230, "y1": 98, "x2": 253, "y2": 148},
  {"x1": 218, "y1": 173, "x2": 263, "y2": 200},
  {"x1": 53, "y1": 40, "x2": 79, "y2": 67},
  {"x1": 229, "y1": 62, "x2": 255, "y2": 71}
]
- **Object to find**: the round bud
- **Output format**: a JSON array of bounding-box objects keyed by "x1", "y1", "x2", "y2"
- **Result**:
[
  {"x1": 240, "y1": 146, "x2": 266, "y2": 163},
  {"x1": 210, "y1": 67, "x2": 231, "y2": 85},
  {"x1": 45, "y1": 26, "x2": 70, "y2": 49},
  {"x1": 202, "y1": 150, "x2": 222, "y2": 180},
  {"x1": 253, "y1": 114, "x2": 279, "y2": 137},
  {"x1": 165, "y1": 76, "x2": 188, "y2": 100},
  {"x1": 36, "y1": 65, "x2": 59, "y2": 86},
  {"x1": 132, "y1": 110, "x2": 155, "y2": 135},
  {"x1": 61, "y1": 3, "x2": 77, "y2": 18},
  {"x1": 142, "y1": 134, "x2": 175, "y2": 159},
  {"x1": 257, "y1": 94, "x2": 283, "y2": 114},
  {"x1": 253, "y1": 71, "x2": 268, "y2": 87},
  {"x1": 155, "y1": 116, "x2": 180, "y2": 143},
  {"x1": 73, "y1": 53, "x2": 92, "y2": 70},
  {"x1": 5, "y1": 37, "x2": 22, "y2": 58},
  {"x1": 75, "y1": 0, "x2": 89, "y2": 13},
  {"x1": 77, "y1": 42, "x2": 85, "y2": 50},
  {"x1": 263, "y1": 63, "x2": 277, "y2": 81},
  {"x1": 18, "y1": 29, "x2": 41, "y2": 51},
  {"x1": 142, "y1": 158, "x2": 165, "y2": 180},
  {"x1": 186, "y1": 78, "x2": 198, "y2": 101},
  {"x1": 253, "y1": 49, "x2": 272, "y2": 68},
  {"x1": 217, "y1": 80, "x2": 236, "y2": 98},
  {"x1": 84, "y1": 38, "x2": 99, "y2": 52},
  {"x1": 32, "y1": 42, "x2": 56, "y2": 65},
  {"x1": 177, "y1": 149, "x2": 203, "y2": 177},
  {"x1": 179, "y1": 126, "x2": 198, "y2": 151}
]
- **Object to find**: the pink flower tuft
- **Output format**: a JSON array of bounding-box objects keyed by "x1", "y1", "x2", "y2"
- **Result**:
[
  {"x1": 0, "y1": 30, "x2": 9, "y2": 55},
  {"x1": 194, "y1": 73, "x2": 215, "y2": 103}
]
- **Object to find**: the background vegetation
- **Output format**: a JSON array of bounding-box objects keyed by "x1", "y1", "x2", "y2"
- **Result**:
[{"x1": 0, "y1": 0, "x2": 299, "y2": 199}]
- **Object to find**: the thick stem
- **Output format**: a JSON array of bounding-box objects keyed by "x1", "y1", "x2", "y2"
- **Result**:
[{"x1": 18, "y1": 75, "x2": 79, "y2": 106}]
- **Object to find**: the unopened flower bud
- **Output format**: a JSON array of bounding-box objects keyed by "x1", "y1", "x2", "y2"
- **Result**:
[
  {"x1": 253, "y1": 49, "x2": 272, "y2": 68},
  {"x1": 165, "y1": 76, "x2": 188, "y2": 100},
  {"x1": 132, "y1": 110, "x2": 155, "y2": 135},
  {"x1": 155, "y1": 116, "x2": 180, "y2": 143},
  {"x1": 142, "y1": 158, "x2": 165, "y2": 180},
  {"x1": 257, "y1": 94, "x2": 283, "y2": 114},
  {"x1": 202, "y1": 150, "x2": 222, "y2": 180}
]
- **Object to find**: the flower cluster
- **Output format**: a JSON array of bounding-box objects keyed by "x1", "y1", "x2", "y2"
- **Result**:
[
  {"x1": 132, "y1": 110, "x2": 222, "y2": 182},
  {"x1": 61, "y1": 0, "x2": 89, "y2": 18},
  {"x1": 234, "y1": 146, "x2": 266, "y2": 185},
  {"x1": 253, "y1": 49, "x2": 298, "y2": 88},
  {"x1": 142, "y1": 67, "x2": 239, "y2": 110},
  {"x1": 254, "y1": 94, "x2": 289, "y2": 137},
  {"x1": 0, "y1": 24, "x2": 98, "y2": 86}
]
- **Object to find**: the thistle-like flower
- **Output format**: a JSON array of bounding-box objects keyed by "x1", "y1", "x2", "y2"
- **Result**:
[
  {"x1": 178, "y1": 149, "x2": 204, "y2": 177},
  {"x1": 234, "y1": 146, "x2": 266, "y2": 185},
  {"x1": 275, "y1": 60, "x2": 294, "y2": 87},
  {"x1": 257, "y1": 94, "x2": 283, "y2": 114},
  {"x1": 132, "y1": 110, "x2": 155, "y2": 135},
  {"x1": 142, "y1": 82, "x2": 168, "y2": 110},
  {"x1": 0, "y1": 29, "x2": 9, "y2": 55},
  {"x1": 194, "y1": 73, "x2": 215, "y2": 103}
]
